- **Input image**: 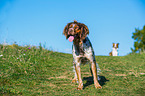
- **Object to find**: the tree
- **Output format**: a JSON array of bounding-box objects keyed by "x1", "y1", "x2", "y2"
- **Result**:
[{"x1": 131, "y1": 25, "x2": 145, "y2": 53}]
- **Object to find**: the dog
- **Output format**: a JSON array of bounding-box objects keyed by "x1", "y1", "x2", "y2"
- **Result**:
[
  {"x1": 63, "y1": 20, "x2": 102, "y2": 90},
  {"x1": 109, "y1": 43, "x2": 119, "y2": 56}
]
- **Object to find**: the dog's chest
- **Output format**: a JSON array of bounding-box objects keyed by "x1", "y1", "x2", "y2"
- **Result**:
[
  {"x1": 72, "y1": 37, "x2": 95, "y2": 64},
  {"x1": 112, "y1": 48, "x2": 118, "y2": 56},
  {"x1": 72, "y1": 37, "x2": 92, "y2": 55}
]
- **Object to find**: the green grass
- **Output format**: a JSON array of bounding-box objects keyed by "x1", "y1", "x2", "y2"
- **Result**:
[{"x1": 0, "y1": 44, "x2": 145, "y2": 95}]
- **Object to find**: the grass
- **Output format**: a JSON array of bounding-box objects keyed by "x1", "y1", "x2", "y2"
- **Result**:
[{"x1": 0, "y1": 44, "x2": 145, "y2": 95}]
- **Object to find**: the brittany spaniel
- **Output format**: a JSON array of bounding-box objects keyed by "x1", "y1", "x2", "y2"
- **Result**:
[
  {"x1": 63, "y1": 20, "x2": 102, "y2": 90},
  {"x1": 109, "y1": 43, "x2": 119, "y2": 56}
]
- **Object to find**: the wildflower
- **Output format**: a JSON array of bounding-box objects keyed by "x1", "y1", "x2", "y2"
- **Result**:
[
  {"x1": 28, "y1": 48, "x2": 31, "y2": 49},
  {"x1": 140, "y1": 73, "x2": 145, "y2": 75},
  {"x1": 24, "y1": 71, "x2": 27, "y2": 74},
  {"x1": 0, "y1": 55, "x2": 3, "y2": 57},
  {"x1": 23, "y1": 54, "x2": 25, "y2": 55}
]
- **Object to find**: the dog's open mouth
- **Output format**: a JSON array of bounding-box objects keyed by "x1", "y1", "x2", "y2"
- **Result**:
[
  {"x1": 68, "y1": 36, "x2": 74, "y2": 42},
  {"x1": 67, "y1": 34, "x2": 78, "y2": 42}
]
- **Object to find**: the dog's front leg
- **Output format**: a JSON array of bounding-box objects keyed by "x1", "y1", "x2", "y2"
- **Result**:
[
  {"x1": 72, "y1": 62, "x2": 78, "y2": 83},
  {"x1": 75, "y1": 63, "x2": 83, "y2": 90},
  {"x1": 91, "y1": 61, "x2": 102, "y2": 89}
]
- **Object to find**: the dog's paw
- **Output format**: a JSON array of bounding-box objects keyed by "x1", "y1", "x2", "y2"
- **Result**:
[
  {"x1": 76, "y1": 83, "x2": 83, "y2": 90},
  {"x1": 95, "y1": 84, "x2": 102, "y2": 89},
  {"x1": 71, "y1": 79, "x2": 78, "y2": 83},
  {"x1": 77, "y1": 87, "x2": 83, "y2": 90}
]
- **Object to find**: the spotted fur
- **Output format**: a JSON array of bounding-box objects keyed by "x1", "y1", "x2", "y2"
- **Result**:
[{"x1": 63, "y1": 21, "x2": 102, "y2": 90}]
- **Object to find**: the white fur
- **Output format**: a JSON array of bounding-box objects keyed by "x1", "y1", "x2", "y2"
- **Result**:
[
  {"x1": 72, "y1": 37, "x2": 101, "y2": 81},
  {"x1": 112, "y1": 48, "x2": 118, "y2": 56}
]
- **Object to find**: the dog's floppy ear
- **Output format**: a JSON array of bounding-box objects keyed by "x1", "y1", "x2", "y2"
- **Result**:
[
  {"x1": 63, "y1": 24, "x2": 69, "y2": 39},
  {"x1": 117, "y1": 43, "x2": 119, "y2": 48},
  {"x1": 113, "y1": 43, "x2": 115, "y2": 47},
  {"x1": 80, "y1": 23, "x2": 89, "y2": 40}
]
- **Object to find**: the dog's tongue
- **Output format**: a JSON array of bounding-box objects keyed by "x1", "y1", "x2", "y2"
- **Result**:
[{"x1": 68, "y1": 36, "x2": 74, "y2": 42}]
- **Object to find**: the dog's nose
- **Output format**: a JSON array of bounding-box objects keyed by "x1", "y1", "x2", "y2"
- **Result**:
[
  {"x1": 68, "y1": 28, "x2": 74, "y2": 34},
  {"x1": 69, "y1": 28, "x2": 74, "y2": 32}
]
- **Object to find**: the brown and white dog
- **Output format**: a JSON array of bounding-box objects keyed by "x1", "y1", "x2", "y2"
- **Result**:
[
  {"x1": 63, "y1": 20, "x2": 102, "y2": 90},
  {"x1": 109, "y1": 43, "x2": 119, "y2": 56}
]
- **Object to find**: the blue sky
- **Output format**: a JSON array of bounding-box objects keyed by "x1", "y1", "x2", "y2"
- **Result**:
[{"x1": 0, "y1": 0, "x2": 145, "y2": 56}]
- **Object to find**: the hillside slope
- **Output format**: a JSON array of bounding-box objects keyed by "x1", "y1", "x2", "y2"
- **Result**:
[{"x1": 0, "y1": 44, "x2": 145, "y2": 95}]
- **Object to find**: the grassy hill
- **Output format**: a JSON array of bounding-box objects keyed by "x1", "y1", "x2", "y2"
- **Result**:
[{"x1": 0, "y1": 44, "x2": 145, "y2": 95}]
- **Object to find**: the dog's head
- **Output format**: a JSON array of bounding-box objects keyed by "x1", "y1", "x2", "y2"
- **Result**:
[
  {"x1": 63, "y1": 20, "x2": 89, "y2": 43},
  {"x1": 113, "y1": 43, "x2": 119, "y2": 49}
]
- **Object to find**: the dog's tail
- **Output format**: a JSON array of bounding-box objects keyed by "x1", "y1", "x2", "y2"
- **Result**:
[
  {"x1": 96, "y1": 63, "x2": 101, "y2": 74},
  {"x1": 96, "y1": 63, "x2": 101, "y2": 81}
]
